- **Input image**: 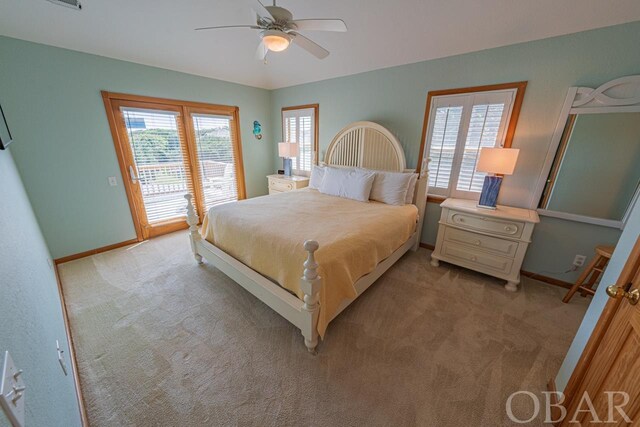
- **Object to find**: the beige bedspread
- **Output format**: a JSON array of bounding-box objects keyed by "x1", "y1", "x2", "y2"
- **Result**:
[{"x1": 201, "y1": 188, "x2": 418, "y2": 337}]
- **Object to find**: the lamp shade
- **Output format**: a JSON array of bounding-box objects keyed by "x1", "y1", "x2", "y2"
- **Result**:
[
  {"x1": 278, "y1": 142, "x2": 299, "y2": 158},
  {"x1": 262, "y1": 30, "x2": 292, "y2": 52},
  {"x1": 476, "y1": 148, "x2": 520, "y2": 175}
]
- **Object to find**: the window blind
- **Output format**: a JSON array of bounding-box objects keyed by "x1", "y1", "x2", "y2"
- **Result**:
[
  {"x1": 191, "y1": 113, "x2": 239, "y2": 211},
  {"x1": 425, "y1": 90, "x2": 515, "y2": 199},
  {"x1": 121, "y1": 108, "x2": 194, "y2": 223},
  {"x1": 283, "y1": 107, "x2": 315, "y2": 175}
]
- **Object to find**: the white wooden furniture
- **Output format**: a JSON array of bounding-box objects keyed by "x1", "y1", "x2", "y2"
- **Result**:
[
  {"x1": 430, "y1": 198, "x2": 539, "y2": 292},
  {"x1": 186, "y1": 121, "x2": 429, "y2": 353},
  {"x1": 267, "y1": 174, "x2": 309, "y2": 194}
]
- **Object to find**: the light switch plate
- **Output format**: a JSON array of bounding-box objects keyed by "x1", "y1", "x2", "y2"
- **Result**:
[
  {"x1": 108, "y1": 176, "x2": 117, "y2": 186},
  {"x1": 56, "y1": 341, "x2": 68, "y2": 376},
  {"x1": 0, "y1": 351, "x2": 25, "y2": 427}
]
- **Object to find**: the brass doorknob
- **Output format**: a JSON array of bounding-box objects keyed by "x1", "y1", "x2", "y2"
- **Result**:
[{"x1": 606, "y1": 285, "x2": 639, "y2": 305}]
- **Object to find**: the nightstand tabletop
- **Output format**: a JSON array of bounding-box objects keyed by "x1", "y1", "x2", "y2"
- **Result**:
[
  {"x1": 440, "y1": 198, "x2": 540, "y2": 223},
  {"x1": 267, "y1": 174, "x2": 309, "y2": 182}
]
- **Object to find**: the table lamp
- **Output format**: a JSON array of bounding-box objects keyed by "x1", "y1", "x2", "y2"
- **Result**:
[
  {"x1": 278, "y1": 142, "x2": 299, "y2": 176},
  {"x1": 475, "y1": 147, "x2": 520, "y2": 209}
]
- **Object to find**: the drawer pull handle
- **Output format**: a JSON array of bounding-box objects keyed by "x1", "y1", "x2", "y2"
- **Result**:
[
  {"x1": 504, "y1": 226, "x2": 514, "y2": 232},
  {"x1": 470, "y1": 256, "x2": 477, "y2": 261},
  {"x1": 474, "y1": 240, "x2": 481, "y2": 246},
  {"x1": 457, "y1": 217, "x2": 465, "y2": 222}
]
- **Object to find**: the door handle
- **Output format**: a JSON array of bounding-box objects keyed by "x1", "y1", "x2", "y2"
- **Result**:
[
  {"x1": 606, "y1": 285, "x2": 639, "y2": 305},
  {"x1": 129, "y1": 165, "x2": 139, "y2": 184}
]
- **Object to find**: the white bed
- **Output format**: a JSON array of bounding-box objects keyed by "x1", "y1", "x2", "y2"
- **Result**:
[{"x1": 184, "y1": 121, "x2": 429, "y2": 352}]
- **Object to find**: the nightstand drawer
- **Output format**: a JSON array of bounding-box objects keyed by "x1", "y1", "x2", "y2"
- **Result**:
[
  {"x1": 441, "y1": 241, "x2": 514, "y2": 275},
  {"x1": 444, "y1": 227, "x2": 518, "y2": 258},
  {"x1": 446, "y1": 211, "x2": 524, "y2": 239},
  {"x1": 268, "y1": 178, "x2": 295, "y2": 192}
]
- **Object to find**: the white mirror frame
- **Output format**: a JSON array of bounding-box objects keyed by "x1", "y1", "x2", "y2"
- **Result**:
[{"x1": 531, "y1": 75, "x2": 640, "y2": 230}]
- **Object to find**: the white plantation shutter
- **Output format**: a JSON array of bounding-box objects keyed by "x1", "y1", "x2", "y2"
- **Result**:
[
  {"x1": 191, "y1": 113, "x2": 240, "y2": 210},
  {"x1": 121, "y1": 107, "x2": 194, "y2": 223},
  {"x1": 456, "y1": 103, "x2": 507, "y2": 193},
  {"x1": 283, "y1": 107, "x2": 316, "y2": 175},
  {"x1": 425, "y1": 90, "x2": 515, "y2": 199},
  {"x1": 428, "y1": 104, "x2": 464, "y2": 192}
]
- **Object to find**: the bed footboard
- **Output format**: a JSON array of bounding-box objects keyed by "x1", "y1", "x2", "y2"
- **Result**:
[{"x1": 183, "y1": 194, "x2": 322, "y2": 353}]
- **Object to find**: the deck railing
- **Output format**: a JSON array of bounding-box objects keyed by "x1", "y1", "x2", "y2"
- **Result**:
[{"x1": 137, "y1": 160, "x2": 230, "y2": 197}]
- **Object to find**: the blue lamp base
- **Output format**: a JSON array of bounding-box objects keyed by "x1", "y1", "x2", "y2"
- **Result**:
[
  {"x1": 478, "y1": 175, "x2": 503, "y2": 209},
  {"x1": 283, "y1": 158, "x2": 292, "y2": 176}
]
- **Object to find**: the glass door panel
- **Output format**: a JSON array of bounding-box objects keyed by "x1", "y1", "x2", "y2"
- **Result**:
[
  {"x1": 191, "y1": 113, "x2": 239, "y2": 211},
  {"x1": 120, "y1": 107, "x2": 192, "y2": 227}
]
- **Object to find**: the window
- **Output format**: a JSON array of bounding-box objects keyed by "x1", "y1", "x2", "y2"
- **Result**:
[
  {"x1": 103, "y1": 92, "x2": 245, "y2": 240},
  {"x1": 418, "y1": 82, "x2": 526, "y2": 200},
  {"x1": 282, "y1": 104, "x2": 318, "y2": 176}
]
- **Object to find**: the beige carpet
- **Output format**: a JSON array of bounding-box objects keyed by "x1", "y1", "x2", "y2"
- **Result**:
[{"x1": 59, "y1": 231, "x2": 589, "y2": 426}]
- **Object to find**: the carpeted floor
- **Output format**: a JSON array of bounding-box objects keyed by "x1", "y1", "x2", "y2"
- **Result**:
[{"x1": 58, "y1": 231, "x2": 589, "y2": 426}]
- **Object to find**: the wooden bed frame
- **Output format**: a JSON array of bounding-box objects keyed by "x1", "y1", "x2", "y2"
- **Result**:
[{"x1": 184, "y1": 121, "x2": 429, "y2": 353}]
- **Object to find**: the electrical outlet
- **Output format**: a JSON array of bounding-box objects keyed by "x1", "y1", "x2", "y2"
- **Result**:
[
  {"x1": 573, "y1": 255, "x2": 587, "y2": 267},
  {"x1": 108, "y1": 176, "x2": 117, "y2": 187}
]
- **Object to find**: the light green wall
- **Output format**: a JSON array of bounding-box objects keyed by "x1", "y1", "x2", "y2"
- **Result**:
[
  {"x1": 547, "y1": 113, "x2": 640, "y2": 220},
  {"x1": 555, "y1": 198, "x2": 640, "y2": 391},
  {"x1": 0, "y1": 149, "x2": 82, "y2": 427},
  {"x1": 0, "y1": 36, "x2": 273, "y2": 259},
  {"x1": 4, "y1": 23, "x2": 640, "y2": 272},
  {"x1": 270, "y1": 21, "x2": 640, "y2": 282}
]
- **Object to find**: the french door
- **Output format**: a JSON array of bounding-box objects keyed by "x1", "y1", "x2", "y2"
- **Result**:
[{"x1": 103, "y1": 92, "x2": 245, "y2": 240}]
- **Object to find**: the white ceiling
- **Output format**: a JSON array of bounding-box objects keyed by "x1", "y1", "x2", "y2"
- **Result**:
[{"x1": 1, "y1": 0, "x2": 640, "y2": 89}]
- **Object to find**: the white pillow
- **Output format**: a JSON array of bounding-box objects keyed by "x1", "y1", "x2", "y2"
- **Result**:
[
  {"x1": 308, "y1": 165, "x2": 325, "y2": 190},
  {"x1": 319, "y1": 167, "x2": 375, "y2": 202},
  {"x1": 369, "y1": 171, "x2": 414, "y2": 206},
  {"x1": 405, "y1": 173, "x2": 419, "y2": 204}
]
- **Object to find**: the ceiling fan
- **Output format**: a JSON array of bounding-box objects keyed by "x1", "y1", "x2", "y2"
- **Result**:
[{"x1": 195, "y1": 0, "x2": 347, "y2": 61}]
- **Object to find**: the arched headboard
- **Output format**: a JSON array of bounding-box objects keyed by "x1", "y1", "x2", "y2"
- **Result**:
[
  {"x1": 322, "y1": 120, "x2": 428, "y2": 250},
  {"x1": 324, "y1": 121, "x2": 406, "y2": 172}
]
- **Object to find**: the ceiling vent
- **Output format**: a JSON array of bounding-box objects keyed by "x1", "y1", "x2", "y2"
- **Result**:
[{"x1": 46, "y1": 0, "x2": 82, "y2": 10}]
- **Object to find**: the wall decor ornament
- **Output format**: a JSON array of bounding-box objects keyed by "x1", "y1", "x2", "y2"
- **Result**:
[{"x1": 253, "y1": 120, "x2": 262, "y2": 140}]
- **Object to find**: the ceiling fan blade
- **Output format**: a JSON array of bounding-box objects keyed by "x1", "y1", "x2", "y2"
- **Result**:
[
  {"x1": 291, "y1": 19, "x2": 347, "y2": 32},
  {"x1": 291, "y1": 32, "x2": 329, "y2": 59},
  {"x1": 247, "y1": 0, "x2": 273, "y2": 21},
  {"x1": 195, "y1": 24, "x2": 261, "y2": 31},
  {"x1": 255, "y1": 41, "x2": 268, "y2": 61}
]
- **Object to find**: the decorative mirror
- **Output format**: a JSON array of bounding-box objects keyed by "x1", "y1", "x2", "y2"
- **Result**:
[{"x1": 533, "y1": 76, "x2": 640, "y2": 229}]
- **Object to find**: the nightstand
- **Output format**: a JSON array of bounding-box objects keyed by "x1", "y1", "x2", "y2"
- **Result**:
[
  {"x1": 430, "y1": 198, "x2": 540, "y2": 291},
  {"x1": 267, "y1": 174, "x2": 309, "y2": 195}
]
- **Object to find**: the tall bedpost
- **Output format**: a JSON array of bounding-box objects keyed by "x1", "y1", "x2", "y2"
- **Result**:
[
  {"x1": 412, "y1": 158, "x2": 430, "y2": 251},
  {"x1": 184, "y1": 194, "x2": 203, "y2": 264},
  {"x1": 300, "y1": 240, "x2": 322, "y2": 354}
]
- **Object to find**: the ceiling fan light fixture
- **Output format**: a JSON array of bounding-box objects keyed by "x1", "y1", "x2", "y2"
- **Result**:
[{"x1": 262, "y1": 30, "x2": 291, "y2": 52}]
